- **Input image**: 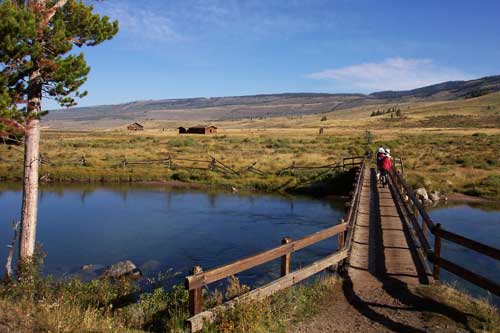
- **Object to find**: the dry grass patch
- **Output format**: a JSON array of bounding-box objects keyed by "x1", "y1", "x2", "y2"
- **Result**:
[{"x1": 416, "y1": 284, "x2": 500, "y2": 333}]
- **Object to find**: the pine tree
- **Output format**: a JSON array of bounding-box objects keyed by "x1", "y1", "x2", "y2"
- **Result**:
[{"x1": 0, "y1": 0, "x2": 118, "y2": 266}]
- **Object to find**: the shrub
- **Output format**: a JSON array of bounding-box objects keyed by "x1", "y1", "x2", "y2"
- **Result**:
[
  {"x1": 171, "y1": 170, "x2": 190, "y2": 181},
  {"x1": 168, "y1": 138, "x2": 194, "y2": 147}
]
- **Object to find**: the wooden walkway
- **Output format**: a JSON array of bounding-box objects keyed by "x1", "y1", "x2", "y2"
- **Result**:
[{"x1": 349, "y1": 168, "x2": 429, "y2": 287}]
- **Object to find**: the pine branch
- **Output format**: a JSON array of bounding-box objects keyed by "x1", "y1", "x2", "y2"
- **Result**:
[{"x1": 41, "y1": 0, "x2": 69, "y2": 27}]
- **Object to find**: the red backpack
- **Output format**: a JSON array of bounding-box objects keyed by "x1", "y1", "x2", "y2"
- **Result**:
[{"x1": 382, "y1": 156, "x2": 392, "y2": 170}]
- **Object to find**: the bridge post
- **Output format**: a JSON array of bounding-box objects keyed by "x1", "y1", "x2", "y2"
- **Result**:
[
  {"x1": 338, "y1": 218, "x2": 345, "y2": 250},
  {"x1": 422, "y1": 219, "x2": 428, "y2": 241},
  {"x1": 188, "y1": 265, "x2": 203, "y2": 316},
  {"x1": 412, "y1": 204, "x2": 419, "y2": 222},
  {"x1": 433, "y1": 224, "x2": 442, "y2": 281},
  {"x1": 337, "y1": 218, "x2": 347, "y2": 275},
  {"x1": 281, "y1": 237, "x2": 292, "y2": 277}
]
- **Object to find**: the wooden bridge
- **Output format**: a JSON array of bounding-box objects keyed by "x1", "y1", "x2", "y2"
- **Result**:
[{"x1": 184, "y1": 156, "x2": 500, "y2": 331}]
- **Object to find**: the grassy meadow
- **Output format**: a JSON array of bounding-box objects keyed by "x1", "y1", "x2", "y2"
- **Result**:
[{"x1": 1, "y1": 92, "x2": 499, "y2": 199}]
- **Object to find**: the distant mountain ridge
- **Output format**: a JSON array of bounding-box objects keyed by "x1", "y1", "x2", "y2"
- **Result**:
[
  {"x1": 45, "y1": 75, "x2": 500, "y2": 125},
  {"x1": 370, "y1": 75, "x2": 500, "y2": 100}
]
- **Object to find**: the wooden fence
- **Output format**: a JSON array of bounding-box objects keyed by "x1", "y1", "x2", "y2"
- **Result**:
[
  {"x1": 389, "y1": 165, "x2": 500, "y2": 297},
  {"x1": 183, "y1": 157, "x2": 366, "y2": 331}
]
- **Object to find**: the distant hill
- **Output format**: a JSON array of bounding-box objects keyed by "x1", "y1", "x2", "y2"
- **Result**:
[
  {"x1": 45, "y1": 75, "x2": 500, "y2": 128},
  {"x1": 370, "y1": 75, "x2": 500, "y2": 101}
]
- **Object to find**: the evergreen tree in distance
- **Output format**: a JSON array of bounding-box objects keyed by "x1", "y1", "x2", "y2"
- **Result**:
[{"x1": 0, "y1": 0, "x2": 118, "y2": 270}]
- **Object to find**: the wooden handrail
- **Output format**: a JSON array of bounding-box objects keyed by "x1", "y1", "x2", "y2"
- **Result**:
[
  {"x1": 389, "y1": 162, "x2": 500, "y2": 296},
  {"x1": 344, "y1": 159, "x2": 366, "y2": 251},
  {"x1": 186, "y1": 222, "x2": 347, "y2": 290},
  {"x1": 389, "y1": 177, "x2": 433, "y2": 256},
  {"x1": 431, "y1": 256, "x2": 500, "y2": 297},
  {"x1": 186, "y1": 249, "x2": 349, "y2": 331},
  {"x1": 435, "y1": 228, "x2": 500, "y2": 261},
  {"x1": 391, "y1": 168, "x2": 436, "y2": 231},
  {"x1": 343, "y1": 155, "x2": 365, "y2": 161}
]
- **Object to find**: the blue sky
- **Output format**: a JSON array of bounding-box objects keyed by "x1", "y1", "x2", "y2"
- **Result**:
[{"x1": 46, "y1": 0, "x2": 500, "y2": 108}]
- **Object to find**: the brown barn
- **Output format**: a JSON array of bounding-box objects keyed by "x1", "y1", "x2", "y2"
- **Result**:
[
  {"x1": 179, "y1": 125, "x2": 217, "y2": 135},
  {"x1": 127, "y1": 122, "x2": 144, "y2": 131}
]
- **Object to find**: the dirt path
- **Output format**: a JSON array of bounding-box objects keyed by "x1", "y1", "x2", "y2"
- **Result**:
[{"x1": 293, "y1": 169, "x2": 470, "y2": 333}]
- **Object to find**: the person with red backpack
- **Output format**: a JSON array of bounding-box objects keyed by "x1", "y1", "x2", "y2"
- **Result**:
[{"x1": 380, "y1": 149, "x2": 393, "y2": 186}]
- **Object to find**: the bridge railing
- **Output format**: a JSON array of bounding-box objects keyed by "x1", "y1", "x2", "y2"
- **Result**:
[
  {"x1": 183, "y1": 157, "x2": 366, "y2": 331},
  {"x1": 389, "y1": 165, "x2": 500, "y2": 297}
]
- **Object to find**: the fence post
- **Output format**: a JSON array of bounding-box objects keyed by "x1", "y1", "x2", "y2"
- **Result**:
[
  {"x1": 281, "y1": 237, "x2": 292, "y2": 277},
  {"x1": 337, "y1": 218, "x2": 347, "y2": 275},
  {"x1": 422, "y1": 218, "x2": 428, "y2": 241},
  {"x1": 338, "y1": 218, "x2": 345, "y2": 251},
  {"x1": 188, "y1": 266, "x2": 203, "y2": 316},
  {"x1": 412, "y1": 204, "x2": 419, "y2": 222},
  {"x1": 433, "y1": 224, "x2": 442, "y2": 281}
]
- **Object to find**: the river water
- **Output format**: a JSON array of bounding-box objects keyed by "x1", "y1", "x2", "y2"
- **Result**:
[
  {"x1": 0, "y1": 184, "x2": 498, "y2": 305},
  {"x1": 0, "y1": 183, "x2": 345, "y2": 288}
]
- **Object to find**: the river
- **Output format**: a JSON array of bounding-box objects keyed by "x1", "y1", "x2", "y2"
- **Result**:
[{"x1": 0, "y1": 183, "x2": 345, "y2": 288}]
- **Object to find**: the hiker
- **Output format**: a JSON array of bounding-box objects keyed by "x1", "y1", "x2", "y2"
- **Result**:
[
  {"x1": 376, "y1": 147, "x2": 385, "y2": 180},
  {"x1": 380, "y1": 149, "x2": 393, "y2": 186}
]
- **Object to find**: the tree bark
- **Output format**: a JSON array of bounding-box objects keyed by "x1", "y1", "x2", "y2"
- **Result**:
[{"x1": 19, "y1": 68, "x2": 42, "y2": 262}]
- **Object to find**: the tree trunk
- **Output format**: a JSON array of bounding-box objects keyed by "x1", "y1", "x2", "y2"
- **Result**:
[{"x1": 19, "y1": 68, "x2": 42, "y2": 262}]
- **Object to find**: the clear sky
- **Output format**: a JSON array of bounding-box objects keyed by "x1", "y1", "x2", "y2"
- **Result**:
[{"x1": 46, "y1": 0, "x2": 500, "y2": 109}]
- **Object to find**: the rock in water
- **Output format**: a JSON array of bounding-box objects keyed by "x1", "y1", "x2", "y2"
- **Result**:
[
  {"x1": 102, "y1": 260, "x2": 141, "y2": 279},
  {"x1": 415, "y1": 187, "x2": 429, "y2": 201},
  {"x1": 429, "y1": 191, "x2": 441, "y2": 202},
  {"x1": 140, "y1": 259, "x2": 161, "y2": 272},
  {"x1": 81, "y1": 264, "x2": 104, "y2": 272},
  {"x1": 423, "y1": 198, "x2": 434, "y2": 206}
]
